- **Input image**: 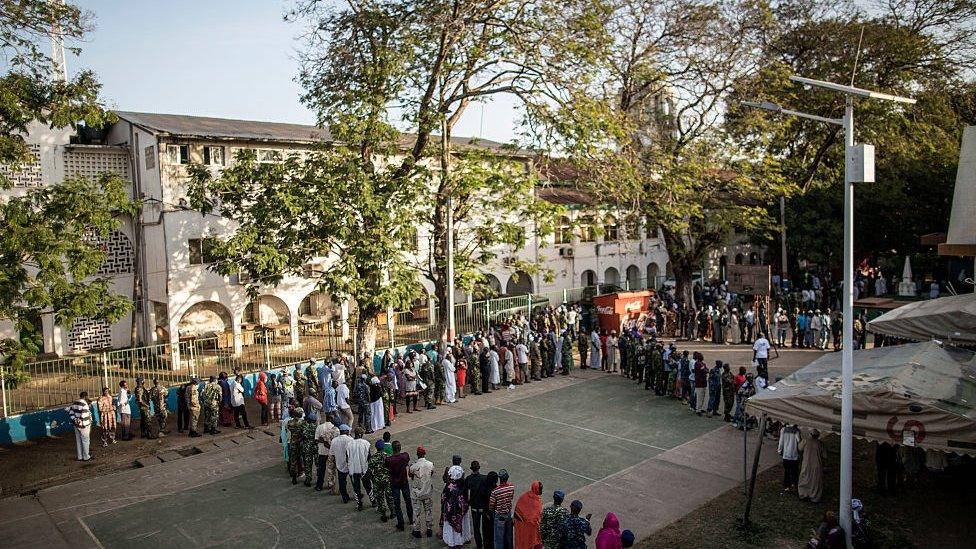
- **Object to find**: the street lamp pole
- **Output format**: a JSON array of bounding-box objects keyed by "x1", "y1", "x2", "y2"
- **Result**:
[{"x1": 744, "y1": 77, "x2": 913, "y2": 545}]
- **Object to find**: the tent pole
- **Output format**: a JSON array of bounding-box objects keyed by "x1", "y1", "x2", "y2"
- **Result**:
[
  {"x1": 742, "y1": 415, "x2": 768, "y2": 527},
  {"x1": 742, "y1": 421, "x2": 748, "y2": 494}
]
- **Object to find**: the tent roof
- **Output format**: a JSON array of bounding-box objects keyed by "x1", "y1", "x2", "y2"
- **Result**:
[
  {"x1": 747, "y1": 342, "x2": 976, "y2": 454},
  {"x1": 867, "y1": 293, "x2": 976, "y2": 345}
]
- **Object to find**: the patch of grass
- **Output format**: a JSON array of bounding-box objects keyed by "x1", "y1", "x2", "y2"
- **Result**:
[{"x1": 639, "y1": 435, "x2": 975, "y2": 549}]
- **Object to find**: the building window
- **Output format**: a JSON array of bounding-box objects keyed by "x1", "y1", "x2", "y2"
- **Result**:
[
  {"x1": 144, "y1": 145, "x2": 156, "y2": 170},
  {"x1": 188, "y1": 237, "x2": 218, "y2": 265},
  {"x1": 625, "y1": 218, "x2": 641, "y2": 240},
  {"x1": 167, "y1": 144, "x2": 189, "y2": 165},
  {"x1": 203, "y1": 146, "x2": 225, "y2": 166},
  {"x1": 579, "y1": 215, "x2": 596, "y2": 242},
  {"x1": 257, "y1": 149, "x2": 283, "y2": 163},
  {"x1": 554, "y1": 216, "x2": 573, "y2": 245},
  {"x1": 604, "y1": 216, "x2": 618, "y2": 242}
]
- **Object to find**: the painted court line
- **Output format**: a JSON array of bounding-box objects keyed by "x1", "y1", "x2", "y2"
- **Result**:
[
  {"x1": 422, "y1": 426, "x2": 599, "y2": 482},
  {"x1": 76, "y1": 516, "x2": 106, "y2": 549},
  {"x1": 490, "y1": 406, "x2": 671, "y2": 452}
]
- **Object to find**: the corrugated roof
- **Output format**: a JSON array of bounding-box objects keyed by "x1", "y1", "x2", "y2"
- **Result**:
[
  {"x1": 536, "y1": 186, "x2": 594, "y2": 206},
  {"x1": 114, "y1": 111, "x2": 517, "y2": 153}
]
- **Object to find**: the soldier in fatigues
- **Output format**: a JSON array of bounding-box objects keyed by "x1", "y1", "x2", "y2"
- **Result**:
[
  {"x1": 203, "y1": 376, "x2": 222, "y2": 435},
  {"x1": 287, "y1": 408, "x2": 305, "y2": 484},
  {"x1": 619, "y1": 334, "x2": 630, "y2": 377},
  {"x1": 305, "y1": 362, "x2": 319, "y2": 400},
  {"x1": 539, "y1": 333, "x2": 551, "y2": 378},
  {"x1": 721, "y1": 363, "x2": 735, "y2": 422},
  {"x1": 150, "y1": 379, "x2": 168, "y2": 436},
  {"x1": 529, "y1": 336, "x2": 542, "y2": 381},
  {"x1": 560, "y1": 331, "x2": 574, "y2": 375},
  {"x1": 301, "y1": 413, "x2": 318, "y2": 487},
  {"x1": 655, "y1": 345, "x2": 668, "y2": 395},
  {"x1": 634, "y1": 341, "x2": 646, "y2": 384},
  {"x1": 134, "y1": 377, "x2": 153, "y2": 438},
  {"x1": 186, "y1": 377, "x2": 202, "y2": 437},
  {"x1": 293, "y1": 370, "x2": 307, "y2": 407},
  {"x1": 369, "y1": 439, "x2": 392, "y2": 521},
  {"x1": 433, "y1": 355, "x2": 445, "y2": 406},
  {"x1": 420, "y1": 357, "x2": 436, "y2": 410},
  {"x1": 468, "y1": 346, "x2": 482, "y2": 395},
  {"x1": 645, "y1": 341, "x2": 659, "y2": 391},
  {"x1": 354, "y1": 374, "x2": 371, "y2": 430}
]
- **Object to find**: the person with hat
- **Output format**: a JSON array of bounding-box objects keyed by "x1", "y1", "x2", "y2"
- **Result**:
[
  {"x1": 620, "y1": 529, "x2": 635, "y2": 548},
  {"x1": 95, "y1": 386, "x2": 116, "y2": 447},
  {"x1": 300, "y1": 412, "x2": 318, "y2": 487},
  {"x1": 186, "y1": 377, "x2": 201, "y2": 437},
  {"x1": 464, "y1": 460, "x2": 490, "y2": 548},
  {"x1": 368, "y1": 376, "x2": 385, "y2": 433},
  {"x1": 313, "y1": 415, "x2": 339, "y2": 492},
  {"x1": 354, "y1": 374, "x2": 371, "y2": 432},
  {"x1": 202, "y1": 376, "x2": 222, "y2": 435},
  {"x1": 347, "y1": 427, "x2": 373, "y2": 510},
  {"x1": 441, "y1": 465, "x2": 470, "y2": 548},
  {"x1": 514, "y1": 480, "x2": 543, "y2": 549},
  {"x1": 409, "y1": 445, "x2": 435, "y2": 538},
  {"x1": 443, "y1": 454, "x2": 464, "y2": 484},
  {"x1": 489, "y1": 469, "x2": 516, "y2": 549},
  {"x1": 558, "y1": 500, "x2": 591, "y2": 549},
  {"x1": 134, "y1": 376, "x2": 153, "y2": 439},
  {"x1": 369, "y1": 439, "x2": 392, "y2": 521},
  {"x1": 540, "y1": 490, "x2": 568, "y2": 549},
  {"x1": 150, "y1": 378, "x2": 168, "y2": 436},
  {"x1": 331, "y1": 424, "x2": 354, "y2": 503},
  {"x1": 116, "y1": 380, "x2": 133, "y2": 441}
]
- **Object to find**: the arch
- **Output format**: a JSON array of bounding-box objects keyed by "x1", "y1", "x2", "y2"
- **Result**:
[
  {"x1": 581, "y1": 269, "x2": 597, "y2": 287},
  {"x1": 603, "y1": 267, "x2": 620, "y2": 285},
  {"x1": 242, "y1": 294, "x2": 291, "y2": 326},
  {"x1": 505, "y1": 270, "x2": 534, "y2": 296},
  {"x1": 299, "y1": 291, "x2": 341, "y2": 322},
  {"x1": 647, "y1": 263, "x2": 659, "y2": 287},
  {"x1": 178, "y1": 300, "x2": 233, "y2": 338},
  {"x1": 665, "y1": 261, "x2": 673, "y2": 278},
  {"x1": 626, "y1": 265, "x2": 641, "y2": 288},
  {"x1": 749, "y1": 251, "x2": 761, "y2": 265},
  {"x1": 734, "y1": 253, "x2": 744, "y2": 265},
  {"x1": 473, "y1": 274, "x2": 503, "y2": 300}
]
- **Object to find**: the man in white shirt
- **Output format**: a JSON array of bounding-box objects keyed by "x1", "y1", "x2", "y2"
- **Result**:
[
  {"x1": 607, "y1": 331, "x2": 619, "y2": 373},
  {"x1": 346, "y1": 427, "x2": 372, "y2": 510},
  {"x1": 515, "y1": 341, "x2": 529, "y2": 384},
  {"x1": 116, "y1": 380, "x2": 132, "y2": 441},
  {"x1": 336, "y1": 380, "x2": 353, "y2": 427},
  {"x1": 752, "y1": 334, "x2": 771, "y2": 380},
  {"x1": 330, "y1": 424, "x2": 353, "y2": 503},
  {"x1": 566, "y1": 307, "x2": 578, "y2": 338},
  {"x1": 68, "y1": 391, "x2": 93, "y2": 461},
  {"x1": 314, "y1": 420, "x2": 339, "y2": 493},
  {"x1": 408, "y1": 445, "x2": 435, "y2": 539}
]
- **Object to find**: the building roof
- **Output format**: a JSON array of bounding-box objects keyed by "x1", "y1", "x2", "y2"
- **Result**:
[
  {"x1": 114, "y1": 111, "x2": 518, "y2": 153},
  {"x1": 536, "y1": 186, "x2": 594, "y2": 206}
]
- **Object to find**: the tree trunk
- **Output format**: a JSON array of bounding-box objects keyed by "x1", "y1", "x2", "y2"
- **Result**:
[
  {"x1": 355, "y1": 310, "x2": 379, "y2": 370},
  {"x1": 433, "y1": 123, "x2": 452, "y2": 342},
  {"x1": 673, "y1": 265, "x2": 696, "y2": 309}
]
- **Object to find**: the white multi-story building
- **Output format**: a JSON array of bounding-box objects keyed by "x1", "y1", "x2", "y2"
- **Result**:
[{"x1": 1, "y1": 112, "x2": 671, "y2": 360}]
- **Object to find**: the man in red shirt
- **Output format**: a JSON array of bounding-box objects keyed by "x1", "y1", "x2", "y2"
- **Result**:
[
  {"x1": 489, "y1": 469, "x2": 516, "y2": 548},
  {"x1": 693, "y1": 353, "x2": 709, "y2": 415},
  {"x1": 733, "y1": 366, "x2": 747, "y2": 392},
  {"x1": 384, "y1": 440, "x2": 414, "y2": 531}
]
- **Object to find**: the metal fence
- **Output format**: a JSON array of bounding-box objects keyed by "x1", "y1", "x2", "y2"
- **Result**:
[{"x1": 0, "y1": 279, "x2": 671, "y2": 417}]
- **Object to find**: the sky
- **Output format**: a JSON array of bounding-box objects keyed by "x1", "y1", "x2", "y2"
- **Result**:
[{"x1": 70, "y1": 0, "x2": 520, "y2": 143}]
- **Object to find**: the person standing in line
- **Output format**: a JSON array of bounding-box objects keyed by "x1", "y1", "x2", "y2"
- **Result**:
[
  {"x1": 231, "y1": 374, "x2": 251, "y2": 428},
  {"x1": 314, "y1": 418, "x2": 339, "y2": 493},
  {"x1": 528, "y1": 336, "x2": 542, "y2": 382},
  {"x1": 577, "y1": 331, "x2": 588, "y2": 370},
  {"x1": 346, "y1": 426, "x2": 373, "y2": 511},
  {"x1": 300, "y1": 412, "x2": 318, "y2": 487},
  {"x1": 385, "y1": 440, "x2": 415, "y2": 531},
  {"x1": 514, "y1": 480, "x2": 543, "y2": 549},
  {"x1": 515, "y1": 340, "x2": 530, "y2": 384},
  {"x1": 778, "y1": 423, "x2": 801, "y2": 492},
  {"x1": 692, "y1": 354, "x2": 708, "y2": 415},
  {"x1": 539, "y1": 490, "x2": 568, "y2": 549},
  {"x1": 752, "y1": 333, "x2": 771, "y2": 381},
  {"x1": 370, "y1": 439, "x2": 393, "y2": 521},
  {"x1": 150, "y1": 378, "x2": 168, "y2": 436},
  {"x1": 595, "y1": 512, "x2": 622, "y2": 549},
  {"x1": 558, "y1": 500, "x2": 592, "y2": 549},
  {"x1": 176, "y1": 379, "x2": 189, "y2": 433},
  {"x1": 68, "y1": 391, "x2": 93, "y2": 461},
  {"x1": 336, "y1": 379, "x2": 354, "y2": 425},
  {"x1": 409, "y1": 445, "x2": 436, "y2": 539},
  {"x1": 444, "y1": 353, "x2": 459, "y2": 402},
  {"x1": 465, "y1": 460, "x2": 489, "y2": 549},
  {"x1": 607, "y1": 331, "x2": 619, "y2": 373},
  {"x1": 797, "y1": 429, "x2": 826, "y2": 503},
  {"x1": 489, "y1": 469, "x2": 516, "y2": 549},
  {"x1": 720, "y1": 363, "x2": 735, "y2": 422},
  {"x1": 560, "y1": 330, "x2": 574, "y2": 376},
  {"x1": 286, "y1": 408, "x2": 305, "y2": 485},
  {"x1": 116, "y1": 380, "x2": 132, "y2": 441},
  {"x1": 218, "y1": 372, "x2": 234, "y2": 428},
  {"x1": 706, "y1": 361, "x2": 722, "y2": 418},
  {"x1": 331, "y1": 424, "x2": 353, "y2": 503},
  {"x1": 202, "y1": 376, "x2": 222, "y2": 435},
  {"x1": 95, "y1": 387, "x2": 116, "y2": 447},
  {"x1": 134, "y1": 377, "x2": 152, "y2": 438},
  {"x1": 255, "y1": 371, "x2": 269, "y2": 426},
  {"x1": 441, "y1": 465, "x2": 471, "y2": 548},
  {"x1": 186, "y1": 377, "x2": 202, "y2": 437},
  {"x1": 589, "y1": 329, "x2": 602, "y2": 371},
  {"x1": 489, "y1": 345, "x2": 501, "y2": 391}
]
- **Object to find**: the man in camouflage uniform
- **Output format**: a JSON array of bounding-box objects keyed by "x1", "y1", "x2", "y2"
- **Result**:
[
  {"x1": 432, "y1": 353, "x2": 445, "y2": 406},
  {"x1": 287, "y1": 408, "x2": 305, "y2": 484},
  {"x1": 468, "y1": 343, "x2": 482, "y2": 395},
  {"x1": 539, "y1": 332, "x2": 551, "y2": 378},
  {"x1": 577, "y1": 331, "x2": 588, "y2": 370},
  {"x1": 560, "y1": 331, "x2": 574, "y2": 375},
  {"x1": 645, "y1": 340, "x2": 659, "y2": 391},
  {"x1": 305, "y1": 361, "x2": 319, "y2": 400},
  {"x1": 354, "y1": 374, "x2": 371, "y2": 430},
  {"x1": 293, "y1": 369, "x2": 307, "y2": 407},
  {"x1": 134, "y1": 377, "x2": 153, "y2": 438},
  {"x1": 633, "y1": 339, "x2": 646, "y2": 383},
  {"x1": 301, "y1": 412, "x2": 318, "y2": 487},
  {"x1": 369, "y1": 439, "x2": 392, "y2": 521},
  {"x1": 186, "y1": 377, "x2": 202, "y2": 437},
  {"x1": 627, "y1": 337, "x2": 638, "y2": 380},
  {"x1": 150, "y1": 379, "x2": 168, "y2": 436},
  {"x1": 540, "y1": 489, "x2": 569, "y2": 549},
  {"x1": 202, "y1": 376, "x2": 222, "y2": 435},
  {"x1": 528, "y1": 335, "x2": 542, "y2": 381},
  {"x1": 420, "y1": 357, "x2": 436, "y2": 410},
  {"x1": 721, "y1": 362, "x2": 735, "y2": 422}
]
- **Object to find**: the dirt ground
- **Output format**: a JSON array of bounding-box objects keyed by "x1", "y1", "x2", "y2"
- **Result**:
[{"x1": 638, "y1": 433, "x2": 976, "y2": 549}]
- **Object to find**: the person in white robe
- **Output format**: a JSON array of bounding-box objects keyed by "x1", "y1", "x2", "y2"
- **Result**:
[
  {"x1": 368, "y1": 376, "x2": 385, "y2": 433},
  {"x1": 589, "y1": 328, "x2": 602, "y2": 370},
  {"x1": 443, "y1": 355, "x2": 457, "y2": 403},
  {"x1": 489, "y1": 346, "x2": 501, "y2": 387}
]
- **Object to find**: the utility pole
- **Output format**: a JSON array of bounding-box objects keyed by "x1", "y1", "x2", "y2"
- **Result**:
[
  {"x1": 442, "y1": 118, "x2": 456, "y2": 341},
  {"x1": 744, "y1": 76, "x2": 914, "y2": 546}
]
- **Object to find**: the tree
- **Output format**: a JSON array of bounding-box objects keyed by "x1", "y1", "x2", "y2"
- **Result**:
[
  {"x1": 524, "y1": 0, "x2": 790, "y2": 306},
  {"x1": 291, "y1": 0, "x2": 599, "y2": 337},
  {"x1": 725, "y1": 0, "x2": 976, "y2": 275},
  {"x1": 1, "y1": 1, "x2": 133, "y2": 375}
]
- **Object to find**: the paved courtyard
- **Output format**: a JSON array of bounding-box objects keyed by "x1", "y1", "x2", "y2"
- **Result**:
[{"x1": 0, "y1": 346, "x2": 823, "y2": 548}]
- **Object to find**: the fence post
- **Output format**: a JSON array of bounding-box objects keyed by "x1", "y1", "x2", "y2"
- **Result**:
[
  {"x1": 485, "y1": 300, "x2": 491, "y2": 332},
  {"x1": 263, "y1": 329, "x2": 271, "y2": 368},
  {"x1": 188, "y1": 341, "x2": 197, "y2": 377},
  {"x1": 527, "y1": 294, "x2": 532, "y2": 317},
  {"x1": 0, "y1": 363, "x2": 7, "y2": 418},
  {"x1": 101, "y1": 352, "x2": 109, "y2": 389}
]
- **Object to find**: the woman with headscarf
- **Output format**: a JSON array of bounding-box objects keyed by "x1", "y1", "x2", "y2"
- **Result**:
[
  {"x1": 255, "y1": 372, "x2": 269, "y2": 426},
  {"x1": 514, "y1": 480, "x2": 543, "y2": 549},
  {"x1": 595, "y1": 512, "x2": 622, "y2": 549},
  {"x1": 218, "y1": 372, "x2": 233, "y2": 427},
  {"x1": 440, "y1": 465, "x2": 470, "y2": 548},
  {"x1": 368, "y1": 376, "x2": 385, "y2": 433}
]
